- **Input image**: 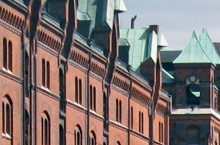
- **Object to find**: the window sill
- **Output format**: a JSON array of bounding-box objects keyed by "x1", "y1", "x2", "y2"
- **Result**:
[
  {"x1": 2, "y1": 67, "x2": 13, "y2": 74},
  {"x1": 41, "y1": 86, "x2": 51, "y2": 92},
  {"x1": 2, "y1": 133, "x2": 12, "y2": 140}
]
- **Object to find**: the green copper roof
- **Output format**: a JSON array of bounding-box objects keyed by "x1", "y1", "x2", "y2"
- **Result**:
[
  {"x1": 173, "y1": 31, "x2": 213, "y2": 64},
  {"x1": 120, "y1": 28, "x2": 169, "y2": 71},
  {"x1": 120, "y1": 29, "x2": 149, "y2": 71},
  {"x1": 77, "y1": 0, "x2": 127, "y2": 37},
  {"x1": 198, "y1": 29, "x2": 220, "y2": 64},
  {"x1": 144, "y1": 30, "x2": 158, "y2": 63},
  {"x1": 115, "y1": 0, "x2": 127, "y2": 12}
]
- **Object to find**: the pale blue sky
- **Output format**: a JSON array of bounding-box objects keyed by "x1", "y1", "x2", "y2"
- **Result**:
[{"x1": 119, "y1": 0, "x2": 220, "y2": 50}]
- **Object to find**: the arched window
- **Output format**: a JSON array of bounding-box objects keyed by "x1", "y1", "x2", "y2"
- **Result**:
[
  {"x1": 42, "y1": 59, "x2": 46, "y2": 87},
  {"x1": 2, "y1": 95, "x2": 13, "y2": 137},
  {"x1": 3, "y1": 38, "x2": 13, "y2": 71},
  {"x1": 119, "y1": 100, "x2": 122, "y2": 123},
  {"x1": 116, "y1": 99, "x2": 122, "y2": 123},
  {"x1": 130, "y1": 107, "x2": 133, "y2": 129},
  {"x1": 89, "y1": 131, "x2": 96, "y2": 145},
  {"x1": 90, "y1": 85, "x2": 92, "y2": 109},
  {"x1": 75, "y1": 77, "x2": 78, "y2": 103},
  {"x1": 41, "y1": 111, "x2": 50, "y2": 145},
  {"x1": 47, "y1": 61, "x2": 50, "y2": 89},
  {"x1": 186, "y1": 84, "x2": 200, "y2": 106},
  {"x1": 139, "y1": 111, "x2": 144, "y2": 133},
  {"x1": 79, "y1": 79, "x2": 82, "y2": 104},
  {"x1": 159, "y1": 122, "x2": 163, "y2": 142},
  {"x1": 3, "y1": 38, "x2": 7, "y2": 69},
  {"x1": 93, "y1": 87, "x2": 96, "y2": 111},
  {"x1": 74, "y1": 125, "x2": 82, "y2": 145},
  {"x1": 8, "y1": 41, "x2": 12, "y2": 71},
  {"x1": 75, "y1": 77, "x2": 82, "y2": 105},
  {"x1": 42, "y1": 60, "x2": 50, "y2": 89}
]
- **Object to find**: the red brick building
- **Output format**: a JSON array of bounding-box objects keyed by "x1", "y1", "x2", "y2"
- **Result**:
[
  {"x1": 0, "y1": 0, "x2": 171, "y2": 145},
  {"x1": 162, "y1": 30, "x2": 220, "y2": 145}
]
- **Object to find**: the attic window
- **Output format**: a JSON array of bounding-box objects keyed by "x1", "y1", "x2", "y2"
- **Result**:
[{"x1": 186, "y1": 84, "x2": 200, "y2": 106}]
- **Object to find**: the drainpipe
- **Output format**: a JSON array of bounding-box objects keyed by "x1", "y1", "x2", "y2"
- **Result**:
[
  {"x1": 150, "y1": 64, "x2": 157, "y2": 145},
  {"x1": 33, "y1": 37, "x2": 38, "y2": 145},
  {"x1": 150, "y1": 100, "x2": 155, "y2": 145},
  {"x1": 127, "y1": 65, "x2": 132, "y2": 145},
  {"x1": 86, "y1": 47, "x2": 92, "y2": 145},
  {"x1": 21, "y1": 30, "x2": 25, "y2": 145}
]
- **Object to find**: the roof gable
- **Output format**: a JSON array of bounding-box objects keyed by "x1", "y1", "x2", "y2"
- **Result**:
[
  {"x1": 198, "y1": 29, "x2": 220, "y2": 64},
  {"x1": 173, "y1": 31, "x2": 213, "y2": 64}
]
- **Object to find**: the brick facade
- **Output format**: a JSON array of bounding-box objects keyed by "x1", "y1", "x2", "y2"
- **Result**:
[{"x1": 0, "y1": 0, "x2": 171, "y2": 145}]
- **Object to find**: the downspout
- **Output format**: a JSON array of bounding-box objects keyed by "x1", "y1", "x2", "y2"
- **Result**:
[
  {"x1": 149, "y1": 65, "x2": 156, "y2": 145},
  {"x1": 33, "y1": 37, "x2": 38, "y2": 145},
  {"x1": 86, "y1": 49, "x2": 92, "y2": 145},
  {"x1": 29, "y1": 36, "x2": 33, "y2": 145},
  {"x1": 127, "y1": 65, "x2": 132, "y2": 145},
  {"x1": 150, "y1": 98, "x2": 155, "y2": 145},
  {"x1": 164, "y1": 99, "x2": 171, "y2": 145},
  {"x1": 21, "y1": 30, "x2": 25, "y2": 145}
]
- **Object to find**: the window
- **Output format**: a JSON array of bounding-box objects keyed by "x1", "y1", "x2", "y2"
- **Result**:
[
  {"x1": 42, "y1": 59, "x2": 50, "y2": 89},
  {"x1": 47, "y1": 62, "x2": 50, "y2": 89},
  {"x1": 41, "y1": 111, "x2": 50, "y2": 145},
  {"x1": 186, "y1": 84, "x2": 200, "y2": 106},
  {"x1": 59, "y1": 125, "x2": 64, "y2": 145},
  {"x1": 74, "y1": 125, "x2": 82, "y2": 145},
  {"x1": 89, "y1": 131, "x2": 96, "y2": 145},
  {"x1": 116, "y1": 99, "x2": 122, "y2": 123},
  {"x1": 159, "y1": 122, "x2": 163, "y2": 142},
  {"x1": 139, "y1": 111, "x2": 144, "y2": 133},
  {"x1": 2, "y1": 95, "x2": 13, "y2": 138},
  {"x1": 25, "y1": 110, "x2": 30, "y2": 145},
  {"x1": 130, "y1": 107, "x2": 133, "y2": 129},
  {"x1": 42, "y1": 59, "x2": 45, "y2": 86},
  {"x1": 214, "y1": 97, "x2": 218, "y2": 110},
  {"x1": 3, "y1": 38, "x2": 13, "y2": 71},
  {"x1": 75, "y1": 77, "x2": 82, "y2": 105},
  {"x1": 89, "y1": 85, "x2": 96, "y2": 111}
]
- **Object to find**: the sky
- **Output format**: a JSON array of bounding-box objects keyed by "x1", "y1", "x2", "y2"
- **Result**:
[{"x1": 119, "y1": 0, "x2": 220, "y2": 50}]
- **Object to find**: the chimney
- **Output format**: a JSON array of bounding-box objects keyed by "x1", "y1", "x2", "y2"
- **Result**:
[
  {"x1": 131, "y1": 15, "x2": 137, "y2": 29},
  {"x1": 149, "y1": 25, "x2": 159, "y2": 34}
]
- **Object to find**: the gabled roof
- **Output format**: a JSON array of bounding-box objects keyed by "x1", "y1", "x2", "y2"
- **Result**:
[
  {"x1": 173, "y1": 31, "x2": 213, "y2": 64},
  {"x1": 77, "y1": 0, "x2": 127, "y2": 34},
  {"x1": 120, "y1": 28, "x2": 170, "y2": 72},
  {"x1": 198, "y1": 29, "x2": 220, "y2": 64},
  {"x1": 120, "y1": 29, "x2": 149, "y2": 71}
]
